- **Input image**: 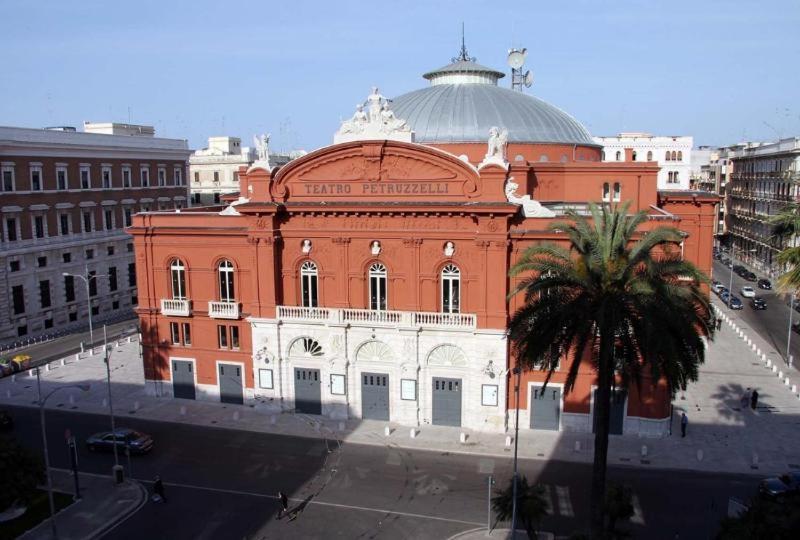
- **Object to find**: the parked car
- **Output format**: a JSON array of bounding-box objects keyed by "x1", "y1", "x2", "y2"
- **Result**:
[
  {"x1": 757, "y1": 278, "x2": 772, "y2": 290},
  {"x1": 0, "y1": 358, "x2": 14, "y2": 377},
  {"x1": 759, "y1": 471, "x2": 800, "y2": 498},
  {"x1": 10, "y1": 354, "x2": 32, "y2": 372},
  {"x1": 733, "y1": 265, "x2": 746, "y2": 275},
  {"x1": 792, "y1": 322, "x2": 800, "y2": 334},
  {"x1": 0, "y1": 410, "x2": 12, "y2": 431},
  {"x1": 744, "y1": 271, "x2": 757, "y2": 282},
  {"x1": 728, "y1": 296, "x2": 743, "y2": 310},
  {"x1": 751, "y1": 297, "x2": 767, "y2": 310},
  {"x1": 720, "y1": 291, "x2": 731, "y2": 303},
  {"x1": 86, "y1": 428, "x2": 154, "y2": 454},
  {"x1": 740, "y1": 286, "x2": 756, "y2": 298},
  {"x1": 711, "y1": 280, "x2": 723, "y2": 293}
]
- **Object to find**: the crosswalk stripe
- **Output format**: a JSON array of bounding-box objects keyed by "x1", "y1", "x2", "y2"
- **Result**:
[
  {"x1": 631, "y1": 494, "x2": 645, "y2": 525},
  {"x1": 555, "y1": 485, "x2": 574, "y2": 517}
]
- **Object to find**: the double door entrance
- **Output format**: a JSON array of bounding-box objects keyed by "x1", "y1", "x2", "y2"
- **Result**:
[
  {"x1": 295, "y1": 368, "x2": 322, "y2": 415},
  {"x1": 432, "y1": 377, "x2": 462, "y2": 427},
  {"x1": 361, "y1": 372, "x2": 390, "y2": 421}
]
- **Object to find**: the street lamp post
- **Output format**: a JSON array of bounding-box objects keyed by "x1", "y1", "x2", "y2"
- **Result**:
[
  {"x1": 102, "y1": 325, "x2": 121, "y2": 472},
  {"x1": 62, "y1": 265, "x2": 104, "y2": 348},
  {"x1": 787, "y1": 294, "x2": 795, "y2": 366},
  {"x1": 511, "y1": 365, "x2": 522, "y2": 538},
  {"x1": 36, "y1": 369, "x2": 90, "y2": 540}
]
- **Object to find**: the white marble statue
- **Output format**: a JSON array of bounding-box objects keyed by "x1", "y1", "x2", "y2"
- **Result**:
[
  {"x1": 301, "y1": 239, "x2": 312, "y2": 254},
  {"x1": 380, "y1": 102, "x2": 408, "y2": 133},
  {"x1": 334, "y1": 88, "x2": 414, "y2": 144},
  {"x1": 340, "y1": 104, "x2": 368, "y2": 134},
  {"x1": 371, "y1": 240, "x2": 381, "y2": 255},
  {"x1": 253, "y1": 133, "x2": 271, "y2": 166},
  {"x1": 504, "y1": 178, "x2": 555, "y2": 218},
  {"x1": 444, "y1": 241, "x2": 455, "y2": 257},
  {"x1": 487, "y1": 127, "x2": 508, "y2": 160},
  {"x1": 366, "y1": 87, "x2": 388, "y2": 123}
]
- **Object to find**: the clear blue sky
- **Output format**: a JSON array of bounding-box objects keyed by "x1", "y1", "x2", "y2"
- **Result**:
[{"x1": 1, "y1": 0, "x2": 799, "y2": 152}]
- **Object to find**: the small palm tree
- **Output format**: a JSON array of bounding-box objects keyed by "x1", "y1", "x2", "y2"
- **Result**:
[
  {"x1": 508, "y1": 202, "x2": 714, "y2": 539},
  {"x1": 492, "y1": 475, "x2": 548, "y2": 539},
  {"x1": 770, "y1": 203, "x2": 800, "y2": 291},
  {"x1": 604, "y1": 483, "x2": 634, "y2": 538}
]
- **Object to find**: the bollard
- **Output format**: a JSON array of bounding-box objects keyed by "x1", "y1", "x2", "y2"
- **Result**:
[
  {"x1": 60, "y1": 359, "x2": 66, "y2": 367},
  {"x1": 767, "y1": 359, "x2": 772, "y2": 368},
  {"x1": 752, "y1": 452, "x2": 759, "y2": 467},
  {"x1": 384, "y1": 426, "x2": 391, "y2": 437},
  {"x1": 410, "y1": 428, "x2": 417, "y2": 439},
  {"x1": 752, "y1": 344, "x2": 757, "y2": 352},
  {"x1": 74, "y1": 353, "x2": 80, "y2": 362},
  {"x1": 792, "y1": 384, "x2": 797, "y2": 394},
  {"x1": 505, "y1": 435, "x2": 512, "y2": 448},
  {"x1": 778, "y1": 370, "x2": 783, "y2": 378},
  {"x1": 102, "y1": 398, "x2": 108, "y2": 407},
  {"x1": 233, "y1": 411, "x2": 240, "y2": 421},
  {"x1": 29, "y1": 370, "x2": 36, "y2": 378},
  {"x1": 133, "y1": 401, "x2": 140, "y2": 411},
  {"x1": 746, "y1": 338, "x2": 751, "y2": 346},
  {"x1": 574, "y1": 440, "x2": 581, "y2": 452},
  {"x1": 128, "y1": 336, "x2": 133, "y2": 343},
  {"x1": 785, "y1": 377, "x2": 791, "y2": 386},
  {"x1": 10, "y1": 374, "x2": 15, "y2": 383},
  {"x1": 641, "y1": 445, "x2": 648, "y2": 458},
  {"x1": 5, "y1": 390, "x2": 10, "y2": 399},
  {"x1": 460, "y1": 432, "x2": 467, "y2": 444},
  {"x1": 772, "y1": 365, "x2": 778, "y2": 373},
  {"x1": 757, "y1": 349, "x2": 761, "y2": 356},
  {"x1": 180, "y1": 406, "x2": 186, "y2": 416},
  {"x1": 45, "y1": 363, "x2": 51, "y2": 372},
  {"x1": 69, "y1": 395, "x2": 74, "y2": 405},
  {"x1": 270, "y1": 415, "x2": 276, "y2": 425},
  {"x1": 89, "y1": 349, "x2": 94, "y2": 357},
  {"x1": 696, "y1": 449, "x2": 704, "y2": 462},
  {"x1": 338, "y1": 421, "x2": 345, "y2": 431}
]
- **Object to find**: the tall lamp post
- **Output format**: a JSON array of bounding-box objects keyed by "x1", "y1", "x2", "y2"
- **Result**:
[
  {"x1": 36, "y1": 369, "x2": 90, "y2": 540},
  {"x1": 62, "y1": 265, "x2": 105, "y2": 347},
  {"x1": 102, "y1": 325, "x2": 121, "y2": 472},
  {"x1": 511, "y1": 365, "x2": 522, "y2": 537}
]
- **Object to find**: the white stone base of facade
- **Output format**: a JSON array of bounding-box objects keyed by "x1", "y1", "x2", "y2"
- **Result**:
[{"x1": 510, "y1": 410, "x2": 670, "y2": 437}]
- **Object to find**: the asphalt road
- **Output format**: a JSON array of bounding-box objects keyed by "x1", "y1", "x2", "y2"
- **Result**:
[
  {"x1": 4, "y1": 406, "x2": 758, "y2": 539},
  {"x1": 710, "y1": 259, "x2": 800, "y2": 369}
]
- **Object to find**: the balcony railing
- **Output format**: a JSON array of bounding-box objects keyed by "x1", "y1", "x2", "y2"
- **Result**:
[
  {"x1": 161, "y1": 298, "x2": 191, "y2": 317},
  {"x1": 208, "y1": 301, "x2": 239, "y2": 319},
  {"x1": 276, "y1": 306, "x2": 477, "y2": 330}
]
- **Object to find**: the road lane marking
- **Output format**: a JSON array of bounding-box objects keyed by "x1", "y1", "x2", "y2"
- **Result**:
[
  {"x1": 631, "y1": 494, "x2": 645, "y2": 524},
  {"x1": 555, "y1": 485, "x2": 574, "y2": 517}
]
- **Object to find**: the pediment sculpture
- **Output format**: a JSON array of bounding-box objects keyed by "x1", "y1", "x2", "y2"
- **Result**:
[
  {"x1": 334, "y1": 87, "x2": 414, "y2": 144},
  {"x1": 504, "y1": 178, "x2": 555, "y2": 218},
  {"x1": 479, "y1": 126, "x2": 509, "y2": 170}
]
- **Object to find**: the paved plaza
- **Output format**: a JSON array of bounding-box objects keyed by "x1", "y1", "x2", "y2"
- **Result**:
[{"x1": 2, "y1": 301, "x2": 800, "y2": 478}]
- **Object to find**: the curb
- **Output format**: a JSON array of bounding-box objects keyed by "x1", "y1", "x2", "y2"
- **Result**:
[{"x1": 86, "y1": 480, "x2": 147, "y2": 540}]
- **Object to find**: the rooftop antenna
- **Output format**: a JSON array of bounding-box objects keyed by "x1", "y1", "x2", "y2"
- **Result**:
[
  {"x1": 453, "y1": 22, "x2": 475, "y2": 63},
  {"x1": 507, "y1": 47, "x2": 532, "y2": 92}
]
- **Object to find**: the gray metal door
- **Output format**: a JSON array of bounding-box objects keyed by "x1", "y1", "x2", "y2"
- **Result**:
[
  {"x1": 361, "y1": 372, "x2": 389, "y2": 421},
  {"x1": 593, "y1": 389, "x2": 627, "y2": 435},
  {"x1": 171, "y1": 360, "x2": 195, "y2": 400},
  {"x1": 432, "y1": 377, "x2": 462, "y2": 427},
  {"x1": 219, "y1": 364, "x2": 243, "y2": 405},
  {"x1": 295, "y1": 368, "x2": 321, "y2": 415},
  {"x1": 530, "y1": 385, "x2": 561, "y2": 431}
]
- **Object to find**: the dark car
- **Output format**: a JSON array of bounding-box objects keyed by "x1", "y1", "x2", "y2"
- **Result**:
[
  {"x1": 793, "y1": 322, "x2": 800, "y2": 334},
  {"x1": 733, "y1": 265, "x2": 746, "y2": 275},
  {"x1": 86, "y1": 428, "x2": 153, "y2": 454},
  {"x1": 751, "y1": 297, "x2": 767, "y2": 310},
  {"x1": 728, "y1": 296, "x2": 743, "y2": 310},
  {"x1": 744, "y1": 271, "x2": 757, "y2": 282},
  {"x1": 0, "y1": 410, "x2": 12, "y2": 431},
  {"x1": 759, "y1": 472, "x2": 800, "y2": 498},
  {"x1": 757, "y1": 279, "x2": 772, "y2": 290}
]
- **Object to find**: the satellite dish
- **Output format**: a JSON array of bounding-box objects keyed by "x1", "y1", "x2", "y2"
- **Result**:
[
  {"x1": 524, "y1": 71, "x2": 533, "y2": 87},
  {"x1": 507, "y1": 48, "x2": 527, "y2": 70}
]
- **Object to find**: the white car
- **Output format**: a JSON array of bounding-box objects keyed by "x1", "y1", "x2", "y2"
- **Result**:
[{"x1": 741, "y1": 286, "x2": 756, "y2": 298}]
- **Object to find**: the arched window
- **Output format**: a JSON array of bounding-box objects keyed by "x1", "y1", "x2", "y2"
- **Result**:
[
  {"x1": 170, "y1": 259, "x2": 186, "y2": 299},
  {"x1": 441, "y1": 264, "x2": 461, "y2": 314},
  {"x1": 300, "y1": 261, "x2": 318, "y2": 308},
  {"x1": 615, "y1": 151, "x2": 621, "y2": 161},
  {"x1": 602, "y1": 182, "x2": 610, "y2": 202},
  {"x1": 613, "y1": 182, "x2": 621, "y2": 202},
  {"x1": 631, "y1": 151, "x2": 637, "y2": 161},
  {"x1": 677, "y1": 151, "x2": 683, "y2": 161},
  {"x1": 646, "y1": 151, "x2": 653, "y2": 161},
  {"x1": 601, "y1": 151, "x2": 606, "y2": 161},
  {"x1": 218, "y1": 260, "x2": 235, "y2": 302},
  {"x1": 671, "y1": 151, "x2": 677, "y2": 161},
  {"x1": 369, "y1": 262, "x2": 387, "y2": 311},
  {"x1": 665, "y1": 151, "x2": 671, "y2": 161}
]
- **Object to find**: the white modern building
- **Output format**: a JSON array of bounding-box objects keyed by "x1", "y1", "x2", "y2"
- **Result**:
[{"x1": 594, "y1": 132, "x2": 693, "y2": 190}]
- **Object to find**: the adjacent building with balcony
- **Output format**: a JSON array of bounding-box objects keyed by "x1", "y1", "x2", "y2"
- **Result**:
[
  {"x1": 725, "y1": 137, "x2": 800, "y2": 276},
  {"x1": 594, "y1": 132, "x2": 693, "y2": 190},
  {"x1": 0, "y1": 122, "x2": 191, "y2": 347},
  {"x1": 131, "y1": 51, "x2": 715, "y2": 436}
]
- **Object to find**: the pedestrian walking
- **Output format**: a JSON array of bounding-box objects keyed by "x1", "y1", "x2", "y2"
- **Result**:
[
  {"x1": 740, "y1": 388, "x2": 750, "y2": 409},
  {"x1": 716, "y1": 318, "x2": 722, "y2": 331},
  {"x1": 153, "y1": 475, "x2": 166, "y2": 503},
  {"x1": 750, "y1": 389, "x2": 759, "y2": 410},
  {"x1": 278, "y1": 490, "x2": 288, "y2": 518},
  {"x1": 680, "y1": 412, "x2": 688, "y2": 438}
]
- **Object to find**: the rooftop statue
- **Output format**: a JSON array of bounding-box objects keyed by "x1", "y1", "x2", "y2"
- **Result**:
[
  {"x1": 334, "y1": 88, "x2": 414, "y2": 144},
  {"x1": 504, "y1": 178, "x2": 555, "y2": 218},
  {"x1": 253, "y1": 133, "x2": 271, "y2": 168}
]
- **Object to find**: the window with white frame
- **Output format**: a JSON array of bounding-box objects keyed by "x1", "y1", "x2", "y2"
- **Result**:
[
  {"x1": 300, "y1": 261, "x2": 318, "y2": 307},
  {"x1": 56, "y1": 166, "x2": 68, "y2": 190},
  {"x1": 33, "y1": 214, "x2": 46, "y2": 238},
  {"x1": 80, "y1": 166, "x2": 91, "y2": 189},
  {"x1": 30, "y1": 164, "x2": 43, "y2": 191},
  {"x1": 602, "y1": 182, "x2": 610, "y2": 202},
  {"x1": 82, "y1": 210, "x2": 94, "y2": 233},
  {"x1": 59, "y1": 212, "x2": 70, "y2": 235},
  {"x1": 170, "y1": 259, "x2": 186, "y2": 299},
  {"x1": 158, "y1": 167, "x2": 166, "y2": 186},
  {"x1": 1, "y1": 164, "x2": 15, "y2": 192},
  {"x1": 102, "y1": 167, "x2": 112, "y2": 188},
  {"x1": 173, "y1": 167, "x2": 182, "y2": 185},
  {"x1": 369, "y1": 262, "x2": 387, "y2": 311},
  {"x1": 218, "y1": 259, "x2": 235, "y2": 302},
  {"x1": 615, "y1": 151, "x2": 621, "y2": 162},
  {"x1": 122, "y1": 167, "x2": 132, "y2": 187},
  {"x1": 123, "y1": 207, "x2": 133, "y2": 227},
  {"x1": 613, "y1": 182, "x2": 621, "y2": 202},
  {"x1": 103, "y1": 208, "x2": 115, "y2": 230},
  {"x1": 4, "y1": 216, "x2": 19, "y2": 241},
  {"x1": 441, "y1": 264, "x2": 460, "y2": 313},
  {"x1": 140, "y1": 166, "x2": 150, "y2": 187},
  {"x1": 647, "y1": 151, "x2": 653, "y2": 161}
]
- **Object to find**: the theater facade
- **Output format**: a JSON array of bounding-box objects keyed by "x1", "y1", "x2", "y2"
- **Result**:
[{"x1": 130, "y1": 53, "x2": 716, "y2": 436}]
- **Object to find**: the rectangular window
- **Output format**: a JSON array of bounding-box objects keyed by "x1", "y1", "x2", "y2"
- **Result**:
[
  {"x1": 69, "y1": 312, "x2": 77, "y2": 322},
  {"x1": 107, "y1": 246, "x2": 114, "y2": 256},
  {"x1": 128, "y1": 263, "x2": 136, "y2": 287},
  {"x1": 9, "y1": 260, "x2": 20, "y2": 272},
  {"x1": 230, "y1": 326, "x2": 240, "y2": 349},
  {"x1": 44, "y1": 318, "x2": 53, "y2": 329},
  {"x1": 182, "y1": 323, "x2": 191, "y2": 345},
  {"x1": 80, "y1": 168, "x2": 90, "y2": 189},
  {"x1": 218, "y1": 325, "x2": 228, "y2": 349},
  {"x1": 140, "y1": 167, "x2": 149, "y2": 187},
  {"x1": 5, "y1": 218, "x2": 17, "y2": 241},
  {"x1": 88, "y1": 271, "x2": 98, "y2": 296},
  {"x1": 104, "y1": 209, "x2": 114, "y2": 230},
  {"x1": 123, "y1": 207, "x2": 133, "y2": 227},
  {"x1": 2, "y1": 168, "x2": 14, "y2": 191},
  {"x1": 102, "y1": 168, "x2": 112, "y2": 188},
  {"x1": 59, "y1": 213, "x2": 70, "y2": 235},
  {"x1": 37, "y1": 256, "x2": 47, "y2": 267},
  {"x1": 17, "y1": 325, "x2": 27, "y2": 337},
  {"x1": 193, "y1": 171, "x2": 199, "y2": 183},
  {"x1": 63, "y1": 252, "x2": 71, "y2": 263},
  {"x1": 213, "y1": 193, "x2": 220, "y2": 204},
  {"x1": 12, "y1": 285, "x2": 25, "y2": 314},
  {"x1": 30, "y1": 167, "x2": 42, "y2": 191},
  {"x1": 131, "y1": 295, "x2": 138, "y2": 306},
  {"x1": 126, "y1": 242, "x2": 133, "y2": 252},
  {"x1": 109, "y1": 266, "x2": 118, "y2": 291},
  {"x1": 170, "y1": 322, "x2": 180, "y2": 345},
  {"x1": 174, "y1": 168, "x2": 182, "y2": 185},
  {"x1": 122, "y1": 168, "x2": 131, "y2": 187},
  {"x1": 34, "y1": 216, "x2": 45, "y2": 238},
  {"x1": 57, "y1": 168, "x2": 68, "y2": 190},
  {"x1": 158, "y1": 168, "x2": 166, "y2": 186},
  {"x1": 39, "y1": 280, "x2": 51, "y2": 308},
  {"x1": 92, "y1": 306, "x2": 99, "y2": 316},
  {"x1": 86, "y1": 248, "x2": 94, "y2": 259},
  {"x1": 64, "y1": 275, "x2": 75, "y2": 302},
  {"x1": 83, "y1": 211, "x2": 93, "y2": 233},
  {"x1": 213, "y1": 171, "x2": 219, "y2": 183},
  {"x1": 112, "y1": 300, "x2": 119, "y2": 310}
]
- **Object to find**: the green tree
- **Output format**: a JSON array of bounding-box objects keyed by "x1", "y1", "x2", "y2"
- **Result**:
[
  {"x1": 0, "y1": 436, "x2": 45, "y2": 510},
  {"x1": 492, "y1": 475, "x2": 549, "y2": 539},
  {"x1": 508, "y1": 202, "x2": 713, "y2": 539},
  {"x1": 717, "y1": 492, "x2": 800, "y2": 539},
  {"x1": 770, "y1": 202, "x2": 800, "y2": 291},
  {"x1": 603, "y1": 483, "x2": 634, "y2": 538}
]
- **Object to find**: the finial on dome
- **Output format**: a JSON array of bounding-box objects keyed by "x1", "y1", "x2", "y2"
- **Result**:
[{"x1": 452, "y1": 22, "x2": 476, "y2": 63}]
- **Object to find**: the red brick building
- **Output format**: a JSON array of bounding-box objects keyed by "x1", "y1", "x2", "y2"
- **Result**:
[{"x1": 130, "y1": 53, "x2": 715, "y2": 435}]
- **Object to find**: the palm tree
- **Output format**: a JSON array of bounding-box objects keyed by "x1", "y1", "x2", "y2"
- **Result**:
[
  {"x1": 492, "y1": 475, "x2": 549, "y2": 539},
  {"x1": 770, "y1": 203, "x2": 800, "y2": 291},
  {"x1": 508, "y1": 202, "x2": 714, "y2": 539}
]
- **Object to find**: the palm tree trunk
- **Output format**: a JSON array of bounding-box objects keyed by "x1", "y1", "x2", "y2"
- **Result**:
[{"x1": 590, "y1": 338, "x2": 614, "y2": 539}]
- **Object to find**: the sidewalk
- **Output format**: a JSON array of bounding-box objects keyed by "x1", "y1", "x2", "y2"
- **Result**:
[
  {"x1": 2, "y1": 314, "x2": 800, "y2": 478},
  {"x1": 19, "y1": 470, "x2": 145, "y2": 540}
]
